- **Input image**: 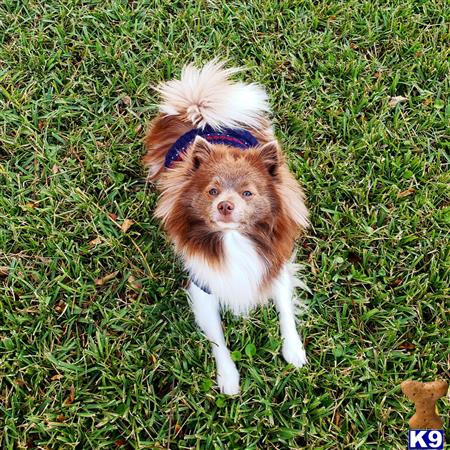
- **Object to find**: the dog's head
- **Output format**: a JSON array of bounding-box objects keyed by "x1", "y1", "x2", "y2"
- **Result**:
[
  {"x1": 154, "y1": 136, "x2": 307, "y2": 267},
  {"x1": 185, "y1": 137, "x2": 281, "y2": 232}
]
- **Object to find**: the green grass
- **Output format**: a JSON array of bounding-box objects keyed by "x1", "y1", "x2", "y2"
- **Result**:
[{"x1": 0, "y1": 1, "x2": 449, "y2": 448}]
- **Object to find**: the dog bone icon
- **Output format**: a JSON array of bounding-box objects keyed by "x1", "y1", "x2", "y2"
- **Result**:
[{"x1": 401, "y1": 379, "x2": 448, "y2": 429}]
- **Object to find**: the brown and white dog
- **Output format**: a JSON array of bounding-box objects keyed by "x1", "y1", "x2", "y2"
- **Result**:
[{"x1": 143, "y1": 60, "x2": 309, "y2": 394}]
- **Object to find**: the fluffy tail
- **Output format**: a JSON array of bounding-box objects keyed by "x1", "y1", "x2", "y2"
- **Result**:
[{"x1": 156, "y1": 59, "x2": 270, "y2": 129}]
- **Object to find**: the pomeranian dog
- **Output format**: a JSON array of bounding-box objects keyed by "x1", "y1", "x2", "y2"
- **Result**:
[{"x1": 143, "y1": 60, "x2": 309, "y2": 395}]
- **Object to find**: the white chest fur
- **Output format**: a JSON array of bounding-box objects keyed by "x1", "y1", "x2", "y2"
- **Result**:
[{"x1": 183, "y1": 231, "x2": 267, "y2": 315}]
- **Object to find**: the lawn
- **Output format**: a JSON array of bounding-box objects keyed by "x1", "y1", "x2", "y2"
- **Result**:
[{"x1": 0, "y1": 1, "x2": 449, "y2": 449}]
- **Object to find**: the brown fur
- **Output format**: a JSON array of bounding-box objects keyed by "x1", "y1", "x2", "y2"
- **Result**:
[
  {"x1": 142, "y1": 114, "x2": 192, "y2": 180},
  {"x1": 147, "y1": 131, "x2": 309, "y2": 287}
]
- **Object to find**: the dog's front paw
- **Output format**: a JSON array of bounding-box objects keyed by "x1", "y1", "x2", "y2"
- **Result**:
[
  {"x1": 217, "y1": 363, "x2": 240, "y2": 395},
  {"x1": 282, "y1": 340, "x2": 307, "y2": 368}
]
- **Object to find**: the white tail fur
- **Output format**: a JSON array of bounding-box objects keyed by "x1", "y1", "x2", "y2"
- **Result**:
[{"x1": 156, "y1": 59, "x2": 270, "y2": 129}]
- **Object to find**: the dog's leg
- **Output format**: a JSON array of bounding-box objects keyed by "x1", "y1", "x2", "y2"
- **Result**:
[
  {"x1": 273, "y1": 266, "x2": 307, "y2": 367},
  {"x1": 189, "y1": 283, "x2": 240, "y2": 395}
]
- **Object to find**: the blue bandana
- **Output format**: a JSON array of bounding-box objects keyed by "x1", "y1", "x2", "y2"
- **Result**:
[{"x1": 164, "y1": 125, "x2": 259, "y2": 168}]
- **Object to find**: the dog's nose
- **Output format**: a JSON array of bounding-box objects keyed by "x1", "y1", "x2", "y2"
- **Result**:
[{"x1": 217, "y1": 201, "x2": 234, "y2": 216}]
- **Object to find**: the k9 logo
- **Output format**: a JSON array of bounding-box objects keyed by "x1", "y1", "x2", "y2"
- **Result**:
[{"x1": 408, "y1": 430, "x2": 444, "y2": 449}]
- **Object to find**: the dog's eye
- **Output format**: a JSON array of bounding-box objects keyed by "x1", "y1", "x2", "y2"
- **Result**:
[
  {"x1": 242, "y1": 191, "x2": 253, "y2": 197},
  {"x1": 209, "y1": 188, "x2": 219, "y2": 196}
]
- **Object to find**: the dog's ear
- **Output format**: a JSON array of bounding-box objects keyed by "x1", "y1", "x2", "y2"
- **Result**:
[
  {"x1": 192, "y1": 136, "x2": 213, "y2": 169},
  {"x1": 259, "y1": 141, "x2": 280, "y2": 176}
]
